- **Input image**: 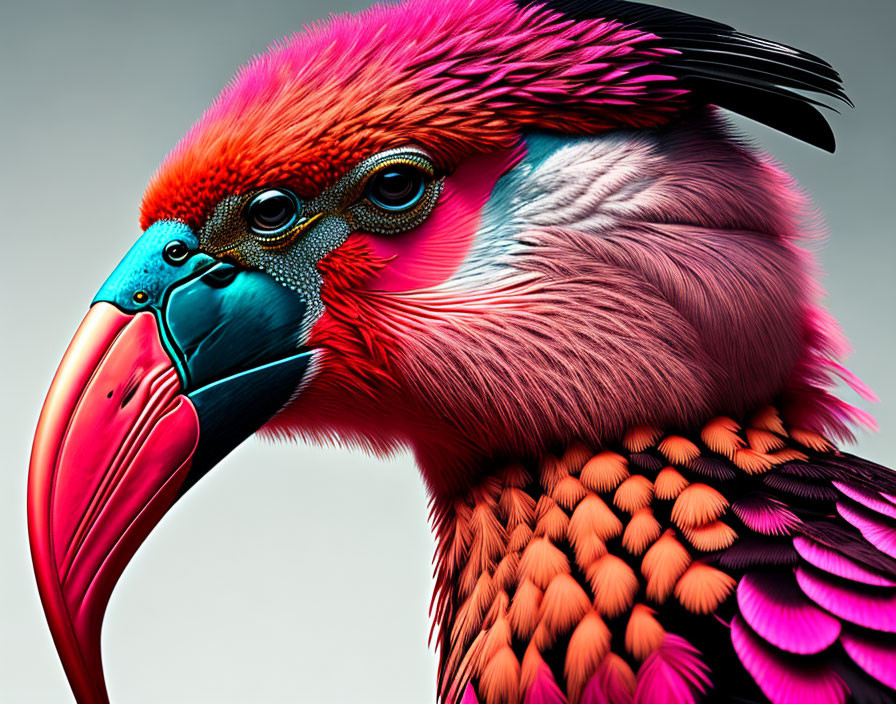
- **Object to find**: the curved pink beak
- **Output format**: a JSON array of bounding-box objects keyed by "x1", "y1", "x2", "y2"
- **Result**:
[
  {"x1": 29, "y1": 221, "x2": 313, "y2": 702},
  {"x1": 28, "y1": 303, "x2": 200, "y2": 703}
]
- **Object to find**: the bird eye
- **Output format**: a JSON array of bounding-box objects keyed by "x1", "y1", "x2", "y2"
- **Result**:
[
  {"x1": 366, "y1": 164, "x2": 426, "y2": 211},
  {"x1": 162, "y1": 240, "x2": 190, "y2": 265},
  {"x1": 246, "y1": 189, "x2": 300, "y2": 235}
]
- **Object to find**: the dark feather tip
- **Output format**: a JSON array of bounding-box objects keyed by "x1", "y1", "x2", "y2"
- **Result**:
[{"x1": 518, "y1": 0, "x2": 850, "y2": 151}]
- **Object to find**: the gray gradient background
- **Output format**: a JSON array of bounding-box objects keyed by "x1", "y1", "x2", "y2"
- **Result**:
[{"x1": 1, "y1": 0, "x2": 893, "y2": 701}]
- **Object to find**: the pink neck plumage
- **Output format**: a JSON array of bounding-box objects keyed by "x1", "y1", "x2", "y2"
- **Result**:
[{"x1": 272, "y1": 113, "x2": 873, "y2": 502}]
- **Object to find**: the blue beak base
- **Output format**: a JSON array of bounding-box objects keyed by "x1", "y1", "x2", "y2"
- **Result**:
[{"x1": 93, "y1": 220, "x2": 314, "y2": 492}]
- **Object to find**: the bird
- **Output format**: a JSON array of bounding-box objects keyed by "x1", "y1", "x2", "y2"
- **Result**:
[{"x1": 26, "y1": 0, "x2": 896, "y2": 703}]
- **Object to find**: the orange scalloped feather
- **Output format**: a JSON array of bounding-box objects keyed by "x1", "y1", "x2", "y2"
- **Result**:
[
  {"x1": 625, "y1": 603, "x2": 666, "y2": 661},
  {"x1": 573, "y1": 533, "x2": 608, "y2": 568},
  {"x1": 682, "y1": 521, "x2": 737, "y2": 551},
  {"x1": 642, "y1": 530, "x2": 691, "y2": 603},
  {"x1": 622, "y1": 508, "x2": 662, "y2": 555},
  {"x1": 789, "y1": 427, "x2": 834, "y2": 452},
  {"x1": 701, "y1": 416, "x2": 744, "y2": 458},
  {"x1": 508, "y1": 579, "x2": 542, "y2": 640},
  {"x1": 623, "y1": 425, "x2": 662, "y2": 452},
  {"x1": 560, "y1": 442, "x2": 593, "y2": 475},
  {"x1": 569, "y1": 494, "x2": 623, "y2": 543},
  {"x1": 534, "y1": 496, "x2": 570, "y2": 541},
  {"x1": 614, "y1": 474, "x2": 655, "y2": 513},
  {"x1": 670, "y1": 483, "x2": 728, "y2": 528},
  {"x1": 749, "y1": 405, "x2": 786, "y2": 435},
  {"x1": 733, "y1": 448, "x2": 774, "y2": 474},
  {"x1": 553, "y1": 475, "x2": 588, "y2": 511},
  {"x1": 657, "y1": 435, "x2": 701, "y2": 465},
  {"x1": 479, "y1": 646, "x2": 520, "y2": 704},
  {"x1": 654, "y1": 467, "x2": 689, "y2": 500},
  {"x1": 745, "y1": 427, "x2": 786, "y2": 453},
  {"x1": 539, "y1": 455, "x2": 568, "y2": 492},
  {"x1": 580, "y1": 452, "x2": 630, "y2": 493},
  {"x1": 508, "y1": 523, "x2": 533, "y2": 552},
  {"x1": 539, "y1": 573, "x2": 592, "y2": 642},
  {"x1": 520, "y1": 537, "x2": 569, "y2": 590},
  {"x1": 587, "y1": 554, "x2": 639, "y2": 617},
  {"x1": 499, "y1": 487, "x2": 536, "y2": 530},
  {"x1": 453, "y1": 572, "x2": 497, "y2": 648},
  {"x1": 564, "y1": 611, "x2": 612, "y2": 704},
  {"x1": 674, "y1": 562, "x2": 736, "y2": 615},
  {"x1": 493, "y1": 552, "x2": 520, "y2": 592}
]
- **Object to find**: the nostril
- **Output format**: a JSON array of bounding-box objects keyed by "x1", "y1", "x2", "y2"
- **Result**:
[
  {"x1": 202, "y1": 263, "x2": 239, "y2": 288},
  {"x1": 120, "y1": 385, "x2": 138, "y2": 408}
]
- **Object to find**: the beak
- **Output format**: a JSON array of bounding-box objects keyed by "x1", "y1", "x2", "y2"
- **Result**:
[{"x1": 28, "y1": 221, "x2": 313, "y2": 703}]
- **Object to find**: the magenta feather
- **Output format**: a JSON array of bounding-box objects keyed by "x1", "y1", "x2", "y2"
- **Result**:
[
  {"x1": 633, "y1": 635, "x2": 710, "y2": 704},
  {"x1": 836, "y1": 502, "x2": 896, "y2": 559},
  {"x1": 793, "y1": 537, "x2": 896, "y2": 587},
  {"x1": 730, "y1": 615, "x2": 848, "y2": 704},
  {"x1": 840, "y1": 631, "x2": 896, "y2": 690},
  {"x1": 732, "y1": 494, "x2": 801, "y2": 536},
  {"x1": 834, "y1": 482, "x2": 896, "y2": 520},
  {"x1": 795, "y1": 566, "x2": 896, "y2": 633},
  {"x1": 525, "y1": 663, "x2": 568, "y2": 704},
  {"x1": 737, "y1": 572, "x2": 840, "y2": 654},
  {"x1": 461, "y1": 683, "x2": 480, "y2": 704}
]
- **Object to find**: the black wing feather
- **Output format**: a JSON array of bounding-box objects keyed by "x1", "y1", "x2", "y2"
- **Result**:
[{"x1": 518, "y1": 0, "x2": 851, "y2": 151}]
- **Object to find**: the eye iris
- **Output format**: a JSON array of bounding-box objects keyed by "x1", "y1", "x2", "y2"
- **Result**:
[
  {"x1": 369, "y1": 165, "x2": 425, "y2": 210},
  {"x1": 248, "y1": 189, "x2": 299, "y2": 234},
  {"x1": 163, "y1": 240, "x2": 189, "y2": 265}
]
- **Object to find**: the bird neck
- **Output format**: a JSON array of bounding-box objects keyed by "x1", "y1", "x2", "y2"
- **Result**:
[{"x1": 428, "y1": 404, "x2": 830, "y2": 703}]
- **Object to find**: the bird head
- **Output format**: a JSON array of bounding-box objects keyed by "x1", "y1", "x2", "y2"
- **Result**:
[{"x1": 28, "y1": 0, "x2": 862, "y2": 701}]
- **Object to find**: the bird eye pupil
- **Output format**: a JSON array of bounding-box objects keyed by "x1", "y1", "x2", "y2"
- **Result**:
[
  {"x1": 368, "y1": 165, "x2": 425, "y2": 211},
  {"x1": 163, "y1": 240, "x2": 190, "y2": 265},
  {"x1": 247, "y1": 189, "x2": 299, "y2": 235}
]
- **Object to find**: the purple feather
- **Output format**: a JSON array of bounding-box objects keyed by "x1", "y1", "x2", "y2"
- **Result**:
[
  {"x1": 820, "y1": 456, "x2": 896, "y2": 495},
  {"x1": 840, "y1": 631, "x2": 896, "y2": 691},
  {"x1": 793, "y1": 537, "x2": 896, "y2": 587},
  {"x1": 737, "y1": 572, "x2": 840, "y2": 654},
  {"x1": 634, "y1": 635, "x2": 711, "y2": 704},
  {"x1": 730, "y1": 615, "x2": 847, "y2": 704},
  {"x1": 836, "y1": 502, "x2": 896, "y2": 559},
  {"x1": 690, "y1": 456, "x2": 737, "y2": 481},
  {"x1": 629, "y1": 453, "x2": 663, "y2": 473},
  {"x1": 718, "y1": 538, "x2": 798, "y2": 570},
  {"x1": 795, "y1": 566, "x2": 896, "y2": 633},
  {"x1": 732, "y1": 494, "x2": 801, "y2": 536},
  {"x1": 762, "y1": 473, "x2": 839, "y2": 501},
  {"x1": 778, "y1": 463, "x2": 833, "y2": 481}
]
